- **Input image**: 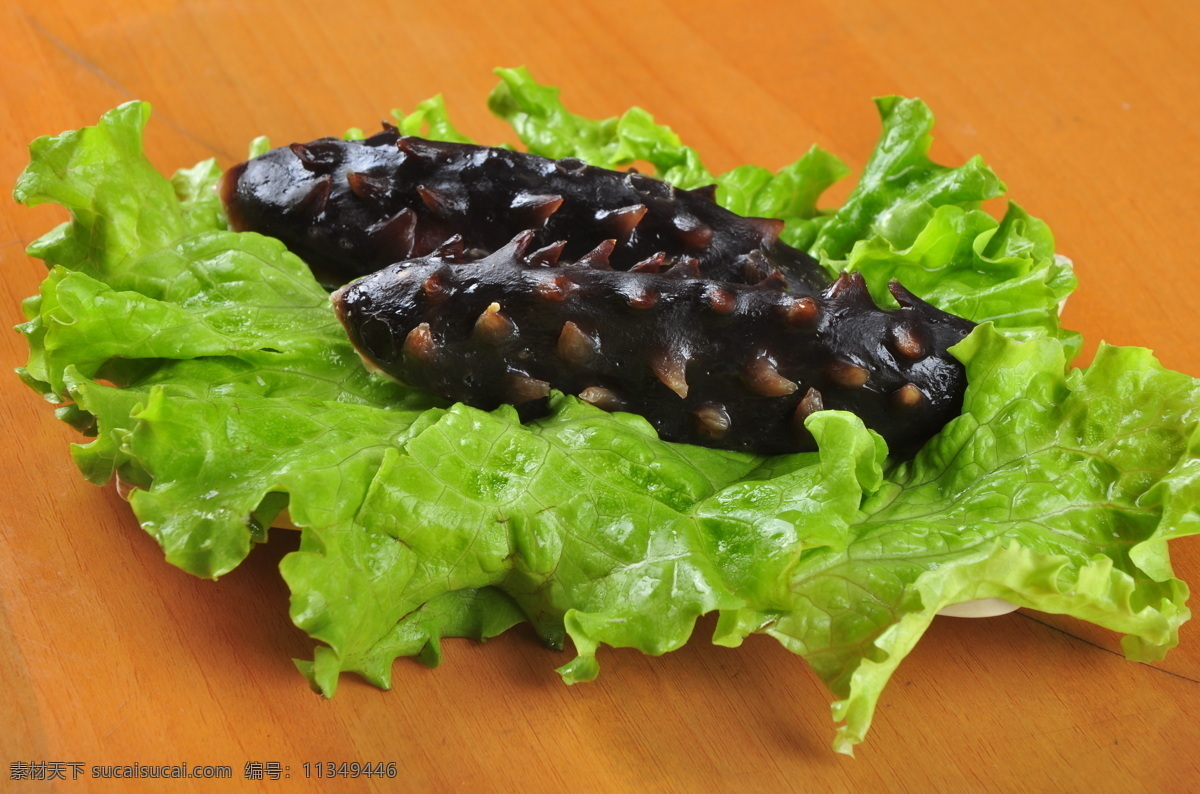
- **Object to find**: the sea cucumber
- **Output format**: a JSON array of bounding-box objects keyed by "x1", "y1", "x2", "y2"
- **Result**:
[
  {"x1": 219, "y1": 128, "x2": 828, "y2": 293},
  {"x1": 333, "y1": 231, "x2": 976, "y2": 456}
]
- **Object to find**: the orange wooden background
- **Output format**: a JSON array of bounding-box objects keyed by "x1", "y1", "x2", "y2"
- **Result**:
[{"x1": 2, "y1": 1, "x2": 1198, "y2": 791}]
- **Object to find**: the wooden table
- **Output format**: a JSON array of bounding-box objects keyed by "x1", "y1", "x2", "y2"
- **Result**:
[{"x1": 2, "y1": 1, "x2": 1198, "y2": 790}]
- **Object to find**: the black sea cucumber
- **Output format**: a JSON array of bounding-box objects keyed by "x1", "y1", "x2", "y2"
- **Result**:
[
  {"x1": 332, "y1": 231, "x2": 976, "y2": 456},
  {"x1": 223, "y1": 131, "x2": 976, "y2": 455},
  {"x1": 219, "y1": 128, "x2": 828, "y2": 293}
]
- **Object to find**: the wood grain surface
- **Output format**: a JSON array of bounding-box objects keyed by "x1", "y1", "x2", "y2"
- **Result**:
[{"x1": 2, "y1": 0, "x2": 1198, "y2": 791}]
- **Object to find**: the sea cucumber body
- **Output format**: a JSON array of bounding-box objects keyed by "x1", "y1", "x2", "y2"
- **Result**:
[
  {"x1": 220, "y1": 130, "x2": 827, "y2": 292},
  {"x1": 333, "y1": 235, "x2": 975, "y2": 455}
]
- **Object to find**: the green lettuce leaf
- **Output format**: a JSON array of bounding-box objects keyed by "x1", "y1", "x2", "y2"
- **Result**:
[
  {"x1": 11, "y1": 78, "x2": 1198, "y2": 757},
  {"x1": 770, "y1": 330, "x2": 1197, "y2": 752},
  {"x1": 488, "y1": 66, "x2": 849, "y2": 253},
  {"x1": 487, "y1": 70, "x2": 1073, "y2": 346},
  {"x1": 841, "y1": 200, "x2": 1080, "y2": 356},
  {"x1": 811, "y1": 97, "x2": 1003, "y2": 261},
  {"x1": 394, "y1": 95, "x2": 474, "y2": 144},
  {"x1": 171, "y1": 157, "x2": 228, "y2": 234}
]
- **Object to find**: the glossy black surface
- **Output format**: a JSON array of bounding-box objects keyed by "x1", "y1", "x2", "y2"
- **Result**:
[
  {"x1": 220, "y1": 130, "x2": 829, "y2": 292},
  {"x1": 334, "y1": 233, "x2": 976, "y2": 456}
]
